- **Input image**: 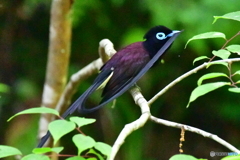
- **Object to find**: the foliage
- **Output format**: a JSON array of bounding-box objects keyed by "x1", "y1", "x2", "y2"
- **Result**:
[
  {"x1": 185, "y1": 11, "x2": 240, "y2": 107},
  {"x1": 0, "y1": 83, "x2": 10, "y2": 93},
  {"x1": 5, "y1": 107, "x2": 111, "y2": 160},
  {"x1": 169, "y1": 154, "x2": 205, "y2": 160}
]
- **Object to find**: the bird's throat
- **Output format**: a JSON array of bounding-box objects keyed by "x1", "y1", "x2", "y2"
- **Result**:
[{"x1": 142, "y1": 40, "x2": 159, "y2": 59}]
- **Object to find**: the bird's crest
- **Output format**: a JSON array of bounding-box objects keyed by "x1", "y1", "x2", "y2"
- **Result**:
[{"x1": 143, "y1": 25, "x2": 172, "y2": 40}]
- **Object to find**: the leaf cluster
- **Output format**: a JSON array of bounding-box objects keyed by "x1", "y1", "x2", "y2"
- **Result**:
[{"x1": 4, "y1": 107, "x2": 111, "y2": 160}]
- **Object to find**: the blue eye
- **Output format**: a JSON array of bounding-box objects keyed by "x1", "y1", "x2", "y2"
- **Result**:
[{"x1": 156, "y1": 32, "x2": 166, "y2": 40}]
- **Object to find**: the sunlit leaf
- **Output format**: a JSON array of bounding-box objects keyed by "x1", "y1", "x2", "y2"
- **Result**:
[
  {"x1": 226, "y1": 45, "x2": 240, "y2": 55},
  {"x1": 233, "y1": 70, "x2": 240, "y2": 76},
  {"x1": 32, "y1": 147, "x2": 64, "y2": 154},
  {"x1": 213, "y1": 11, "x2": 240, "y2": 23},
  {"x1": 70, "y1": 117, "x2": 96, "y2": 128},
  {"x1": 87, "y1": 148, "x2": 103, "y2": 160},
  {"x1": 221, "y1": 155, "x2": 240, "y2": 160},
  {"x1": 193, "y1": 56, "x2": 210, "y2": 65},
  {"x1": 8, "y1": 107, "x2": 59, "y2": 121},
  {"x1": 87, "y1": 158, "x2": 99, "y2": 160},
  {"x1": 94, "y1": 142, "x2": 112, "y2": 156},
  {"x1": 197, "y1": 73, "x2": 228, "y2": 86},
  {"x1": 0, "y1": 83, "x2": 10, "y2": 93},
  {"x1": 73, "y1": 134, "x2": 95, "y2": 155},
  {"x1": 66, "y1": 156, "x2": 86, "y2": 160},
  {"x1": 206, "y1": 61, "x2": 228, "y2": 68},
  {"x1": 185, "y1": 32, "x2": 226, "y2": 48},
  {"x1": 212, "y1": 49, "x2": 231, "y2": 59},
  {"x1": 187, "y1": 82, "x2": 230, "y2": 108},
  {"x1": 49, "y1": 120, "x2": 76, "y2": 145},
  {"x1": 22, "y1": 154, "x2": 50, "y2": 160},
  {"x1": 0, "y1": 145, "x2": 22, "y2": 158},
  {"x1": 169, "y1": 154, "x2": 199, "y2": 160},
  {"x1": 228, "y1": 88, "x2": 240, "y2": 93}
]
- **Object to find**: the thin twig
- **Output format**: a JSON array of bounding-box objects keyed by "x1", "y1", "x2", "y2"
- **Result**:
[
  {"x1": 221, "y1": 31, "x2": 240, "y2": 49},
  {"x1": 209, "y1": 31, "x2": 240, "y2": 62}
]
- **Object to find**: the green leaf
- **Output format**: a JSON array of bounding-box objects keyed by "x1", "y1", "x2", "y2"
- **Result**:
[
  {"x1": 221, "y1": 154, "x2": 240, "y2": 160},
  {"x1": 228, "y1": 88, "x2": 240, "y2": 93},
  {"x1": 49, "y1": 120, "x2": 76, "y2": 145},
  {"x1": 72, "y1": 134, "x2": 96, "y2": 155},
  {"x1": 21, "y1": 154, "x2": 50, "y2": 160},
  {"x1": 193, "y1": 56, "x2": 210, "y2": 65},
  {"x1": 185, "y1": 32, "x2": 226, "y2": 48},
  {"x1": 187, "y1": 82, "x2": 230, "y2": 108},
  {"x1": 212, "y1": 49, "x2": 231, "y2": 59},
  {"x1": 197, "y1": 73, "x2": 228, "y2": 86},
  {"x1": 236, "y1": 80, "x2": 240, "y2": 84},
  {"x1": 66, "y1": 156, "x2": 86, "y2": 160},
  {"x1": 0, "y1": 145, "x2": 22, "y2": 158},
  {"x1": 32, "y1": 147, "x2": 64, "y2": 154},
  {"x1": 87, "y1": 148, "x2": 103, "y2": 160},
  {"x1": 169, "y1": 154, "x2": 199, "y2": 160},
  {"x1": 94, "y1": 142, "x2": 112, "y2": 156},
  {"x1": 0, "y1": 83, "x2": 10, "y2": 93},
  {"x1": 233, "y1": 70, "x2": 240, "y2": 76},
  {"x1": 70, "y1": 117, "x2": 96, "y2": 128},
  {"x1": 226, "y1": 44, "x2": 240, "y2": 55},
  {"x1": 206, "y1": 61, "x2": 228, "y2": 68},
  {"x1": 213, "y1": 11, "x2": 240, "y2": 24},
  {"x1": 87, "y1": 158, "x2": 99, "y2": 160},
  {"x1": 8, "y1": 107, "x2": 59, "y2": 121}
]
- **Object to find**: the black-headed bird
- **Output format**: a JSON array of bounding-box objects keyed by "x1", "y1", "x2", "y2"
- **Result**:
[{"x1": 37, "y1": 25, "x2": 181, "y2": 147}]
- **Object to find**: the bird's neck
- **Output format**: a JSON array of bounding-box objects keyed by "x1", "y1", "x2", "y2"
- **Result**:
[{"x1": 142, "y1": 40, "x2": 159, "y2": 58}]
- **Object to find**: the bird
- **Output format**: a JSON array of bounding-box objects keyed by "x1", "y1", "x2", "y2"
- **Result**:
[{"x1": 37, "y1": 25, "x2": 182, "y2": 147}]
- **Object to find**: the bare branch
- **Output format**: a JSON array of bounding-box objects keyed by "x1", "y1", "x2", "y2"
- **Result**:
[
  {"x1": 99, "y1": 39, "x2": 116, "y2": 63},
  {"x1": 150, "y1": 116, "x2": 240, "y2": 154},
  {"x1": 108, "y1": 87, "x2": 151, "y2": 160}
]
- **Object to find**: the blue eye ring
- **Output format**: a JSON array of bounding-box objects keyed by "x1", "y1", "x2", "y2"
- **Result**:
[{"x1": 156, "y1": 32, "x2": 166, "y2": 40}]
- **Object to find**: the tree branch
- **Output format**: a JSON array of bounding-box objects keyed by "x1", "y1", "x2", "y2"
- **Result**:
[
  {"x1": 108, "y1": 87, "x2": 151, "y2": 160},
  {"x1": 150, "y1": 116, "x2": 240, "y2": 154}
]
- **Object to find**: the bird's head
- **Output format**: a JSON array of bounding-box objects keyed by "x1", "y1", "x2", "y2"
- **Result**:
[{"x1": 143, "y1": 25, "x2": 180, "y2": 58}]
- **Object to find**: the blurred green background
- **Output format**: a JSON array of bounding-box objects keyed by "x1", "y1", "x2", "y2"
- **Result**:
[{"x1": 0, "y1": 0, "x2": 240, "y2": 160}]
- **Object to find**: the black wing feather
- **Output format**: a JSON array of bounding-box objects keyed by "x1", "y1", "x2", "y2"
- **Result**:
[{"x1": 100, "y1": 42, "x2": 150, "y2": 102}]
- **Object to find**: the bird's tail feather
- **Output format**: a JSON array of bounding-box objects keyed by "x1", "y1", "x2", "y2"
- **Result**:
[{"x1": 37, "y1": 69, "x2": 113, "y2": 147}]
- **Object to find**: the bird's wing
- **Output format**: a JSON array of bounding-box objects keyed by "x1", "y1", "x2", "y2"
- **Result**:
[{"x1": 100, "y1": 51, "x2": 150, "y2": 103}]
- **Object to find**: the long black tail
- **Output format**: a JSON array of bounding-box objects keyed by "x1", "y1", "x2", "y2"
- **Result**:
[{"x1": 37, "y1": 70, "x2": 113, "y2": 147}]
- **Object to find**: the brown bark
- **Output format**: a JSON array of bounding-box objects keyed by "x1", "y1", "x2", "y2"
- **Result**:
[{"x1": 38, "y1": 0, "x2": 72, "y2": 148}]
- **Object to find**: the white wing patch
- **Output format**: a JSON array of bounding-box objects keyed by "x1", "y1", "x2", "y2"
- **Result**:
[{"x1": 97, "y1": 67, "x2": 114, "y2": 90}]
